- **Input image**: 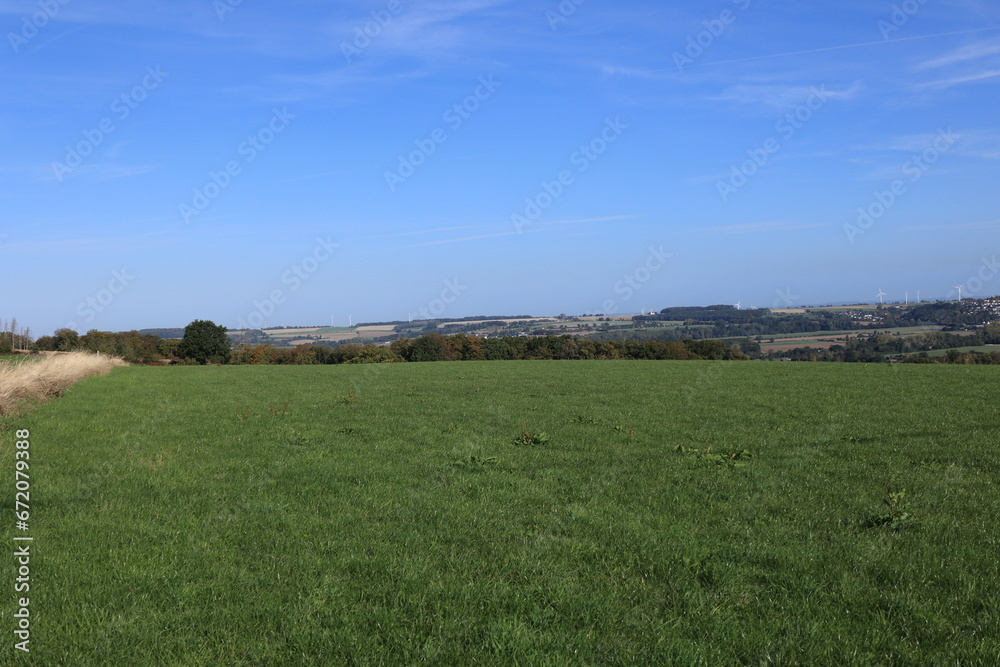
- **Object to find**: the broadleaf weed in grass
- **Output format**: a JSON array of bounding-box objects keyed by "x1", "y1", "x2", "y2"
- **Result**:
[
  {"x1": 450, "y1": 455, "x2": 500, "y2": 471},
  {"x1": 513, "y1": 422, "x2": 550, "y2": 446},
  {"x1": 914, "y1": 458, "x2": 957, "y2": 471},
  {"x1": 573, "y1": 415, "x2": 603, "y2": 425},
  {"x1": 284, "y1": 425, "x2": 312, "y2": 447},
  {"x1": 676, "y1": 444, "x2": 753, "y2": 468},
  {"x1": 862, "y1": 480, "x2": 918, "y2": 530}
]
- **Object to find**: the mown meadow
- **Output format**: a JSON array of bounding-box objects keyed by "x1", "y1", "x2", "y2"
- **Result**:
[{"x1": 3, "y1": 361, "x2": 998, "y2": 664}]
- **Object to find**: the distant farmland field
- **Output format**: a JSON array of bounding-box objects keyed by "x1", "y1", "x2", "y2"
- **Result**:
[
  {"x1": 3, "y1": 362, "x2": 998, "y2": 663},
  {"x1": 913, "y1": 345, "x2": 1000, "y2": 358}
]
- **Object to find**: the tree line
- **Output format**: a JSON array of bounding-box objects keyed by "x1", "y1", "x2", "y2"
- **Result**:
[
  {"x1": 29, "y1": 322, "x2": 750, "y2": 365},
  {"x1": 0, "y1": 318, "x2": 32, "y2": 354},
  {"x1": 232, "y1": 334, "x2": 750, "y2": 364}
]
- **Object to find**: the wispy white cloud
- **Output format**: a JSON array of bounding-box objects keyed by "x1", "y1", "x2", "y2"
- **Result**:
[
  {"x1": 37, "y1": 164, "x2": 157, "y2": 183},
  {"x1": 883, "y1": 131, "x2": 961, "y2": 152},
  {"x1": 906, "y1": 219, "x2": 1000, "y2": 231},
  {"x1": 910, "y1": 38, "x2": 1000, "y2": 90},
  {"x1": 916, "y1": 69, "x2": 1000, "y2": 89},
  {"x1": 881, "y1": 129, "x2": 1000, "y2": 160},
  {"x1": 264, "y1": 169, "x2": 363, "y2": 186},
  {"x1": 916, "y1": 40, "x2": 1000, "y2": 69},
  {"x1": 407, "y1": 230, "x2": 524, "y2": 247},
  {"x1": 360, "y1": 225, "x2": 477, "y2": 240},
  {"x1": 0, "y1": 229, "x2": 176, "y2": 255},
  {"x1": 371, "y1": 0, "x2": 513, "y2": 57},
  {"x1": 709, "y1": 82, "x2": 861, "y2": 109},
  {"x1": 704, "y1": 220, "x2": 828, "y2": 235},
  {"x1": 546, "y1": 215, "x2": 642, "y2": 226}
]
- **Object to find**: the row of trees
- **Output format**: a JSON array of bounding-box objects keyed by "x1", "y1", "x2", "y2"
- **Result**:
[
  {"x1": 34, "y1": 329, "x2": 175, "y2": 363},
  {"x1": 0, "y1": 318, "x2": 33, "y2": 354},
  {"x1": 908, "y1": 350, "x2": 1000, "y2": 365},
  {"x1": 230, "y1": 334, "x2": 749, "y2": 365},
  {"x1": 33, "y1": 321, "x2": 231, "y2": 365},
  {"x1": 30, "y1": 322, "x2": 749, "y2": 366}
]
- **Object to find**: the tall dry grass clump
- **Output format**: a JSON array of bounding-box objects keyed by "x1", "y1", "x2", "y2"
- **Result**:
[{"x1": 0, "y1": 352, "x2": 127, "y2": 414}]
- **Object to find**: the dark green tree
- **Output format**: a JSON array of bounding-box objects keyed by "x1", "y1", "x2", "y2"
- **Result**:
[
  {"x1": 177, "y1": 320, "x2": 231, "y2": 364},
  {"x1": 53, "y1": 328, "x2": 79, "y2": 351},
  {"x1": 409, "y1": 334, "x2": 449, "y2": 362}
]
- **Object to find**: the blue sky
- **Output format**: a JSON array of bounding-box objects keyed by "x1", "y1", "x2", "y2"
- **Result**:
[{"x1": 3, "y1": 0, "x2": 1000, "y2": 335}]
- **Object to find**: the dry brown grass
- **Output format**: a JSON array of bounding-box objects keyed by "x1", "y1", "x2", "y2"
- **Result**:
[{"x1": 0, "y1": 351, "x2": 127, "y2": 414}]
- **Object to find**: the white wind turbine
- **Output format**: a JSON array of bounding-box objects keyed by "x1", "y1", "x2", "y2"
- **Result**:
[
  {"x1": 877, "y1": 288, "x2": 887, "y2": 305},
  {"x1": 953, "y1": 284, "x2": 964, "y2": 301},
  {"x1": 916, "y1": 290, "x2": 921, "y2": 303},
  {"x1": 904, "y1": 291, "x2": 909, "y2": 305},
  {"x1": 735, "y1": 301, "x2": 742, "y2": 310}
]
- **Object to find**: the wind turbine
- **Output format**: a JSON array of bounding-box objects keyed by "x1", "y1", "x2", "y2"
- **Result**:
[
  {"x1": 916, "y1": 290, "x2": 920, "y2": 303},
  {"x1": 349, "y1": 315, "x2": 353, "y2": 327},
  {"x1": 953, "y1": 284, "x2": 964, "y2": 301},
  {"x1": 904, "y1": 291, "x2": 909, "y2": 305},
  {"x1": 735, "y1": 301, "x2": 742, "y2": 310},
  {"x1": 877, "y1": 288, "x2": 887, "y2": 305}
]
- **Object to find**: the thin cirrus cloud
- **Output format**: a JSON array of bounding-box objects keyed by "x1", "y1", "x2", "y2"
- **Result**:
[
  {"x1": 708, "y1": 82, "x2": 862, "y2": 109},
  {"x1": 882, "y1": 129, "x2": 1000, "y2": 160},
  {"x1": 407, "y1": 230, "x2": 524, "y2": 248},
  {"x1": 914, "y1": 40, "x2": 1000, "y2": 69},
  {"x1": 404, "y1": 216, "x2": 639, "y2": 248},
  {"x1": 911, "y1": 38, "x2": 1000, "y2": 89},
  {"x1": 37, "y1": 164, "x2": 157, "y2": 183},
  {"x1": 702, "y1": 221, "x2": 829, "y2": 235},
  {"x1": 906, "y1": 219, "x2": 1000, "y2": 231},
  {"x1": 916, "y1": 69, "x2": 1000, "y2": 90},
  {"x1": 0, "y1": 229, "x2": 176, "y2": 256}
]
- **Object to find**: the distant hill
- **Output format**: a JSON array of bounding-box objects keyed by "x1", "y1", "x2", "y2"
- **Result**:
[{"x1": 138, "y1": 328, "x2": 186, "y2": 339}]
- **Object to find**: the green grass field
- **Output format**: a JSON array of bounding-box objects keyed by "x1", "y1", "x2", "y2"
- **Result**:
[
  {"x1": 0, "y1": 355, "x2": 35, "y2": 364},
  {"x1": 922, "y1": 345, "x2": 1000, "y2": 357},
  {"x1": 3, "y1": 361, "x2": 999, "y2": 664},
  {"x1": 751, "y1": 325, "x2": 944, "y2": 342},
  {"x1": 308, "y1": 327, "x2": 357, "y2": 335}
]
